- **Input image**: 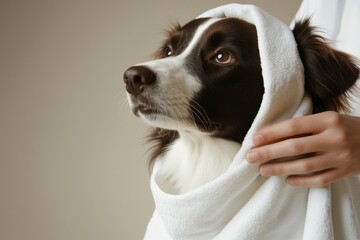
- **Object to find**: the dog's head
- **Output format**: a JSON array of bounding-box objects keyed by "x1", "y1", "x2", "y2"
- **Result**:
[
  {"x1": 124, "y1": 17, "x2": 359, "y2": 145},
  {"x1": 124, "y1": 18, "x2": 264, "y2": 142}
]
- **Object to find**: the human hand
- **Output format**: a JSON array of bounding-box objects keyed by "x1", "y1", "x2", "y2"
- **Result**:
[{"x1": 246, "y1": 111, "x2": 360, "y2": 187}]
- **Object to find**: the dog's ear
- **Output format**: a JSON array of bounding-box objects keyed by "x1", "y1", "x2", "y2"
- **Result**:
[{"x1": 293, "y1": 19, "x2": 359, "y2": 113}]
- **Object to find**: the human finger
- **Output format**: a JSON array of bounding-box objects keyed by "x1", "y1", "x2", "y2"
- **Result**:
[
  {"x1": 285, "y1": 169, "x2": 348, "y2": 187},
  {"x1": 247, "y1": 134, "x2": 327, "y2": 164},
  {"x1": 252, "y1": 112, "x2": 330, "y2": 146},
  {"x1": 259, "y1": 153, "x2": 336, "y2": 176}
]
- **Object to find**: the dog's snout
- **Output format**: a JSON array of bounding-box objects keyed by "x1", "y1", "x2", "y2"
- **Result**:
[{"x1": 123, "y1": 66, "x2": 156, "y2": 96}]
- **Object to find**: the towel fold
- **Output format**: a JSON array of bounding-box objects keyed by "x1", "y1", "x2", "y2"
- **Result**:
[{"x1": 144, "y1": 4, "x2": 360, "y2": 240}]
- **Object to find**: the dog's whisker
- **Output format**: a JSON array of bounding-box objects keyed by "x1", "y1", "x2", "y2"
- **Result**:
[
  {"x1": 189, "y1": 100, "x2": 214, "y2": 128},
  {"x1": 119, "y1": 96, "x2": 131, "y2": 112},
  {"x1": 167, "y1": 88, "x2": 215, "y2": 130},
  {"x1": 169, "y1": 98, "x2": 204, "y2": 128}
]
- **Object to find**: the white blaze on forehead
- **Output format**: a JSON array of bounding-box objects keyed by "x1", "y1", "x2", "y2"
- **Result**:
[
  {"x1": 136, "y1": 18, "x2": 220, "y2": 69},
  {"x1": 136, "y1": 18, "x2": 221, "y2": 89},
  {"x1": 180, "y1": 18, "x2": 220, "y2": 57}
]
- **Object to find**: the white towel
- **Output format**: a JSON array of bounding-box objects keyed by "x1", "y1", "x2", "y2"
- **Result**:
[{"x1": 144, "y1": 4, "x2": 360, "y2": 240}]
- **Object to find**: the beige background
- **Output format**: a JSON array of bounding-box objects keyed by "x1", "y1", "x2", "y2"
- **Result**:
[{"x1": 0, "y1": 0, "x2": 301, "y2": 239}]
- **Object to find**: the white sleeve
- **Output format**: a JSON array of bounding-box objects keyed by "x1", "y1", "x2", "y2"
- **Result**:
[
  {"x1": 337, "y1": 1, "x2": 360, "y2": 117},
  {"x1": 290, "y1": 0, "x2": 345, "y2": 40}
]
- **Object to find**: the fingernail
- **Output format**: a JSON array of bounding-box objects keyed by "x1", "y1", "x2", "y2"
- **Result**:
[
  {"x1": 260, "y1": 166, "x2": 272, "y2": 176},
  {"x1": 287, "y1": 178, "x2": 296, "y2": 186},
  {"x1": 253, "y1": 134, "x2": 264, "y2": 145},
  {"x1": 247, "y1": 151, "x2": 260, "y2": 163}
]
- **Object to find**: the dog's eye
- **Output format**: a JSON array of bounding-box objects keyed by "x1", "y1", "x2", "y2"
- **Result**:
[
  {"x1": 163, "y1": 47, "x2": 173, "y2": 57},
  {"x1": 213, "y1": 51, "x2": 234, "y2": 64}
]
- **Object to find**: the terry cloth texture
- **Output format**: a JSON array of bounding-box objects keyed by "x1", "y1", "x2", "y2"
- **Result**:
[{"x1": 144, "y1": 4, "x2": 360, "y2": 240}]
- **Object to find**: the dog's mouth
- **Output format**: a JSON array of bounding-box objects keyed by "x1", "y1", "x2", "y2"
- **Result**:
[
  {"x1": 133, "y1": 104, "x2": 159, "y2": 116},
  {"x1": 129, "y1": 94, "x2": 225, "y2": 134},
  {"x1": 129, "y1": 95, "x2": 159, "y2": 117}
]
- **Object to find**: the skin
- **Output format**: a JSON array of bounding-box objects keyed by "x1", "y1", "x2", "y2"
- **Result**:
[{"x1": 246, "y1": 111, "x2": 360, "y2": 187}]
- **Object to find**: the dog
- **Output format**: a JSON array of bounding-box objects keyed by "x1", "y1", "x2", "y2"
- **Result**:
[{"x1": 123, "y1": 17, "x2": 359, "y2": 194}]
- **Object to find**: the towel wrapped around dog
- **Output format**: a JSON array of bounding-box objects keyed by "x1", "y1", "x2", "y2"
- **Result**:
[{"x1": 144, "y1": 4, "x2": 360, "y2": 240}]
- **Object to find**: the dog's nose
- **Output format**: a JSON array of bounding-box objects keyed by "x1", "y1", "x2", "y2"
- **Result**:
[{"x1": 123, "y1": 66, "x2": 156, "y2": 96}]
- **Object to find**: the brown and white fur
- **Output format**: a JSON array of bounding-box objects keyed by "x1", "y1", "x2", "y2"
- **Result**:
[{"x1": 123, "y1": 17, "x2": 359, "y2": 194}]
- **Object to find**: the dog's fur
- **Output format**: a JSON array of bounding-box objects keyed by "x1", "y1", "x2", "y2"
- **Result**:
[{"x1": 124, "y1": 17, "x2": 359, "y2": 194}]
